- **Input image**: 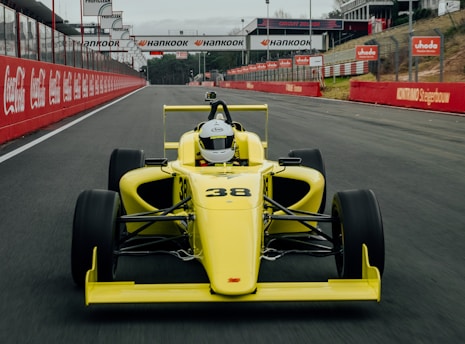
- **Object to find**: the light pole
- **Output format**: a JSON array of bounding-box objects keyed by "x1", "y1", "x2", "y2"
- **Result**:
[
  {"x1": 408, "y1": 0, "x2": 413, "y2": 81},
  {"x1": 52, "y1": 0, "x2": 55, "y2": 63},
  {"x1": 198, "y1": 52, "x2": 201, "y2": 81},
  {"x1": 309, "y1": 0, "x2": 312, "y2": 55},
  {"x1": 241, "y1": 18, "x2": 245, "y2": 65},
  {"x1": 266, "y1": 0, "x2": 270, "y2": 60},
  {"x1": 203, "y1": 52, "x2": 206, "y2": 82}
]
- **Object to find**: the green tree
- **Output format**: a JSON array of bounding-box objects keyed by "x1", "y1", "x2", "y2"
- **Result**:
[
  {"x1": 148, "y1": 54, "x2": 196, "y2": 85},
  {"x1": 147, "y1": 51, "x2": 242, "y2": 85}
]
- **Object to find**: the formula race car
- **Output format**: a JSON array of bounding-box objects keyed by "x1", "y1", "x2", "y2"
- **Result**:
[{"x1": 71, "y1": 92, "x2": 385, "y2": 305}]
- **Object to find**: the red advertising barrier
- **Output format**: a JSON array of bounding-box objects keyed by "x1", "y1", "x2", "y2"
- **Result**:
[
  {"x1": 350, "y1": 81, "x2": 465, "y2": 114},
  {"x1": 218, "y1": 81, "x2": 322, "y2": 97},
  {"x1": 1, "y1": 55, "x2": 146, "y2": 144}
]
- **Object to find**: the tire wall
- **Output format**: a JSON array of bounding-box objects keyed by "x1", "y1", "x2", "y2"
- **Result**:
[{"x1": 1, "y1": 55, "x2": 146, "y2": 144}]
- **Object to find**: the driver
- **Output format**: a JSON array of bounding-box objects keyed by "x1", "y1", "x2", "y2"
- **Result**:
[{"x1": 198, "y1": 119, "x2": 236, "y2": 165}]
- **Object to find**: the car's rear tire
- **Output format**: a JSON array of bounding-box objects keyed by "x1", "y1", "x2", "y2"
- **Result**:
[
  {"x1": 108, "y1": 149, "x2": 145, "y2": 192},
  {"x1": 331, "y1": 189, "x2": 385, "y2": 278},
  {"x1": 288, "y1": 148, "x2": 326, "y2": 213},
  {"x1": 71, "y1": 189, "x2": 121, "y2": 287}
]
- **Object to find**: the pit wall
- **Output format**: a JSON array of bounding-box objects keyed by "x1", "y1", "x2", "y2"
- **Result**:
[
  {"x1": 218, "y1": 81, "x2": 322, "y2": 97},
  {"x1": 1, "y1": 55, "x2": 146, "y2": 144},
  {"x1": 350, "y1": 81, "x2": 465, "y2": 114}
]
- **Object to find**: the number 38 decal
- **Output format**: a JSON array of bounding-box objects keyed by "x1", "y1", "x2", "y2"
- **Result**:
[{"x1": 206, "y1": 188, "x2": 251, "y2": 197}]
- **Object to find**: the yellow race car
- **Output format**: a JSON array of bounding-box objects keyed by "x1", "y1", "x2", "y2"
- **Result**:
[{"x1": 71, "y1": 93, "x2": 384, "y2": 305}]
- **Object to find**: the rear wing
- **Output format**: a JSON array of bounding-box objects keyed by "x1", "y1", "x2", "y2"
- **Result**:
[{"x1": 163, "y1": 104, "x2": 269, "y2": 155}]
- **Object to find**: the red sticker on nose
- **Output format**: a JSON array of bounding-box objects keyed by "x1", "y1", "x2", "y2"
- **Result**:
[{"x1": 228, "y1": 277, "x2": 241, "y2": 283}]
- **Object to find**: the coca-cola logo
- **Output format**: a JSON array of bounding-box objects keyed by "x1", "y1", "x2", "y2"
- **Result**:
[
  {"x1": 4, "y1": 65, "x2": 26, "y2": 115},
  {"x1": 103, "y1": 76, "x2": 109, "y2": 93},
  {"x1": 96, "y1": 75, "x2": 102, "y2": 95},
  {"x1": 30, "y1": 68, "x2": 46, "y2": 110},
  {"x1": 73, "y1": 72, "x2": 82, "y2": 100},
  {"x1": 89, "y1": 74, "x2": 95, "y2": 97},
  {"x1": 63, "y1": 71, "x2": 73, "y2": 102},
  {"x1": 82, "y1": 74, "x2": 89, "y2": 98},
  {"x1": 49, "y1": 70, "x2": 61, "y2": 105}
]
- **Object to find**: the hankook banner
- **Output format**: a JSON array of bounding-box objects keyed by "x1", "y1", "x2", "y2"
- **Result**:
[
  {"x1": 133, "y1": 35, "x2": 323, "y2": 52},
  {"x1": 70, "y1": 36, "x2": 133, "y2": 52},
  {"x1": 133, "y1": 36, "x2": 245, "y2": 52},
  {"x1": 249, "y1": 35, "x2": 323, "y2": 51}
]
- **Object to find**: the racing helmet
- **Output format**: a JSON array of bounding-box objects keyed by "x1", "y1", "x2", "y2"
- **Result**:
[{"x1": 199, "y1": 119, "x2": 235, "y2": 163}]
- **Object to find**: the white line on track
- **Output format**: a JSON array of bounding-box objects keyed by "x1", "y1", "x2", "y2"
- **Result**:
[{"x1": 0, "y1": 87, "x2": 145, "y2": 164}]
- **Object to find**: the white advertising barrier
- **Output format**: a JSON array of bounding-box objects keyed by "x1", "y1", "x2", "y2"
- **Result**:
[
  {"x1": 132, "y1": 34, "x2": 323, "y2": 52},
  {"x1": 249, "y1": 35, "x2": 323, "y2": 51},
  {"x1": 133, "y1": 36, "x2": 245, "y2": 52},
  {"x1": 70, "y1": 36, "x2": 134, "y2": 52}
]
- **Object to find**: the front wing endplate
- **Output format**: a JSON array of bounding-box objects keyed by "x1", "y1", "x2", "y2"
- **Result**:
[{"x1": 84, "y1": 245, "x2": 381, "y2": 305}]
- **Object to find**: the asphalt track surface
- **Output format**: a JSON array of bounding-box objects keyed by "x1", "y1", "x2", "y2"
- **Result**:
[{"x1": 1, "y1": 86, "x2": 464, "y2": 343}]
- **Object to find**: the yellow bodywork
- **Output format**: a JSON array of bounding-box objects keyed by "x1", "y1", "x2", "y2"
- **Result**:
[
  {"x1": 83, "y1": 103, "x2": 382, "y2": 305},
  {"x1": 86, "y1": 244, "x2": 380, "y2": 304}
]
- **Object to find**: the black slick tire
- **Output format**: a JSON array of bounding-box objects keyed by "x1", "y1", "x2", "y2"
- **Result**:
[
  {"x1": 331, "y1": 189, "x2": 385, "y2": 278},
  {"x1": 108, "y1": 149, "x2": 145, "y2": 193},
  {"x1": 288, "y1": 148, "x2": 326, "y2": 213},
  {"x1": 71, "y1": 189, "x2": 121, "y2": 287}
]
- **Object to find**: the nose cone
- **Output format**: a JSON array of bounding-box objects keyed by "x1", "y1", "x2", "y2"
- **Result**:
[{"x1": 195, "y1": 208, "x2": 262, "y2": 296}]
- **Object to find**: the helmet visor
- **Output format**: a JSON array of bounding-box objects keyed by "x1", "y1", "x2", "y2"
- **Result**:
[{"x1": 200, "y1": 135, "x2": 234, "y2": 150}]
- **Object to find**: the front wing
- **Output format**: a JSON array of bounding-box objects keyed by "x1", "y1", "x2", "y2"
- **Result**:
[{"x1": 84, "y1": 245, "x2": 381, "y2": 305}]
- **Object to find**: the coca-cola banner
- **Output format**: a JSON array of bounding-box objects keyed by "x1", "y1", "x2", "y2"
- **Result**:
[{"x1": 1, "y1": 55, "x2": 145, "y2": 144}]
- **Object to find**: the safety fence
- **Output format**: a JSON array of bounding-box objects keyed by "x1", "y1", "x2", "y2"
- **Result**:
[
  {"x1": 224, "y1": 55, "x2": 372, "y2": 85},
  {"x1": 0, "y1": 3, "x2": 139, "y2": 77}
]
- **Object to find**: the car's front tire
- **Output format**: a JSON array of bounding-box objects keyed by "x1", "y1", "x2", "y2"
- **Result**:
[
  {"x1": 331, "y1": 189, "x2": 385, "y2": 278},
  {"x1": 288, "y1": 148, "x2": 326, "y2": 213},
  {"x1": 108, "y1": 148, "x2": 145, "y2": 193},
  {"x1": 71, "y1": 189, "x2": 121, "y2": 287}
]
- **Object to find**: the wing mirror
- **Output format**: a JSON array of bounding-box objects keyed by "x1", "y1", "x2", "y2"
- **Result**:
[{"x1": 278, "y1": 157, "x2": 302, "y2": 166}]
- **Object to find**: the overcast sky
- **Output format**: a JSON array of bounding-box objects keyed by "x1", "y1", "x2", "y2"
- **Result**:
[{"x1": 42, "y1": 0, "x2": 335, "y2": 35}]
